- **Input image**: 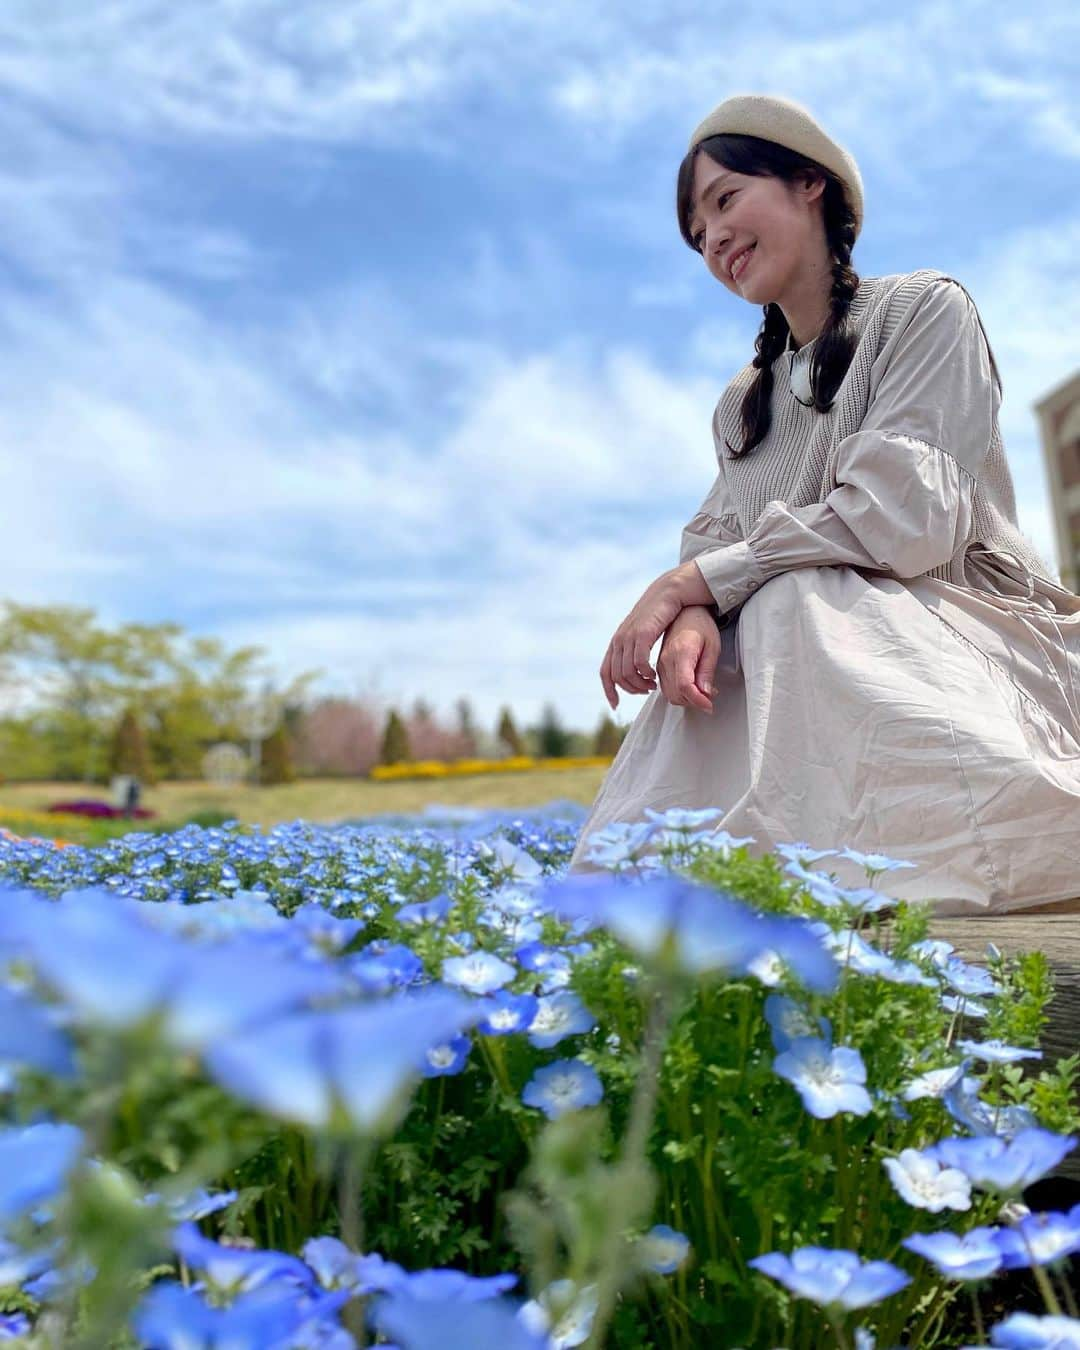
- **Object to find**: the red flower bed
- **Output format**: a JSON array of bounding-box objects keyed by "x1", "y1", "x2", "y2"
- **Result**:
[{"x1": 46, "y1": 799, "x2": 155, "y2": 819}]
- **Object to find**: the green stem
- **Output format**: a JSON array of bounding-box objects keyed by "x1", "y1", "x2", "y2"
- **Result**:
[{"x1": 584, "y1": 979, "x2": 678, "y2": 1350}]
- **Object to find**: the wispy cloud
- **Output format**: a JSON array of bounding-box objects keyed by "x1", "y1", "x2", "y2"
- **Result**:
[{"x1": 0, "y1": 0, "x2": 1076, "y2": 730}]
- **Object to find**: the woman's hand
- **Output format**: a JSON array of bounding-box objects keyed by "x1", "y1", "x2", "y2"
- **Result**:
[
  {"x1": 599, "y1": 570, "x2": 687, "y2": 710},
  {"x1": 656, "y1": 605, "x2": 722, "y2": 714}
]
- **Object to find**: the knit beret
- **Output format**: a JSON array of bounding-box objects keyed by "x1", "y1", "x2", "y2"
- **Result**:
[{"x1": 687, "y1": 93, "x2": 864, "y2": 240}]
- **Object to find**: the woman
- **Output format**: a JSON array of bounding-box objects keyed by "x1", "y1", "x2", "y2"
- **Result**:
[{"x1": 567, "y1": 93, "x2": 1080, "y2": 916}]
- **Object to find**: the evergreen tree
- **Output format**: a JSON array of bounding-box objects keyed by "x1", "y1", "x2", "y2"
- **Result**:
[
  {"x1": 380, "y1": 708, "x2": 412, "y2": 765},
  {"x1": 496, "y1": 706, "x2": 526, "y2": 757},
  {"x1": 593, "y1": 714, "x2": 622, "y2": 756},
  {"x1": 107, "y1": 707, "x2": 155, "y2": 785},
  {"x1": 455, "y1": 696, "x2": 479, "y2": 756},
  {"x1": 535, "y1": 702, "x2": 571, "y2": 758},
  {"x1": 259, "y1": 724, "x2": 296, "y2": 785}
]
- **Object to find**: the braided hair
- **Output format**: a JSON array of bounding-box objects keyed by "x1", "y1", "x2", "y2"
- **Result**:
[{"x1": 676, "y1": 134, "x2": 861, "y2": 459}]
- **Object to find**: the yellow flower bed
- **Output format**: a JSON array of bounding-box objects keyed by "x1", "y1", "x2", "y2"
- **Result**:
[{"x1": 369, "y1": 754, "x2": 614, "y2": 782}]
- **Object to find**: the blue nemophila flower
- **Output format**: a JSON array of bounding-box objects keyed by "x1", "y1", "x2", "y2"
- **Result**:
[
  {"x1": 303, "y1": 1237, "x2": 380, "y2": 1293},
  {"x1": 4, "y1": 888, "x2": 343, "y2": 1051},
  {"x1": 582, "y1": 820, "x2": 661, "y2": 868},
  {"x1": 205, "y1": 988, "x2": 481, "y2": 1132},
  {"x1": 0, "y1": 1235, "x2": 57, "y2": 1289},
  {"x1": 882, "y1": 1148, "x2": 972, "y2": 1212},
  {"x1": 0, "y1": 983, "x2": 75, "y2": 1078},
  {"x1": 911, "y1": 937, "x2": 955, "y2": 968},
  {"x1": 538, "y1": 874, "x2": 837, "y2": 993},
  {"x1": 902, "y1": 1227, "x2": 1004, "y2": 1281},
  {"x1": 749, "y1": 1247, "x2": 910, "y2": 1310},
  {"x1": 643, "y1": 806, "x2": 725, "y2": 832},
  {"x1": 142, "y1": 1186, "x2": 238, "y2": 1223},
  {"x1": 519, "y1": 1279, "x2": 598, "y2": 1348},
  {"x1": 0, "y1": 1313, "x2": 30, "y2": 1340},
  {"x1": 901, "y1": 1061, "x2": 968, "y2": 1102},
  {"x1": 374, "y1": 1292, "x2": 548, "y2": 1350},
  {"x1": 395, "y1": 895, "x2": 452, "y2": 925},
  {"x1": 773, "y1": 1038, "x2": 872, "y2": 1119},
  {"x1": 775, "y1": 842, "x2": 839, "y2": 866},
  {"x1": 995, "y1": 1208, "x2": 1080, "y2": 1269},
  {"x1": 764, "y1": 995, "x2": 831, "y2": 1053},
  {"x1": 348, "y1": 942, "x2": 423, "y2": 994},
  {"x1": 527, "y1": 992, "x2": 596, "y2": 1049},
  {"x1": 477, "y1": 991, "x2": 539, "y2": 1037},
  {"x1": 441, "y1": 951, "x2": 517, "y2": 995},
  {"x1": 422, "y1": 1034, "x2": 471, "y2": 1078},
  {"x1": 173, "y1": 1223, "x2": 312, "y2": 1297},
  {"x1": 783, "y1": 862, "x2": 896, "y2": 916},
  {"x1": 981, "y1": 1313, "x2": 1080, "y2": 1346},
  {"x1": 393, "y1": 1268, "x2": 518, "y2": 1301},
  {"x1": 522, "y1": 1059, "x2": 603, "y2": 1119},
  {"x1": 133, "y1": 1280, "x2": 351, "y2": 1350},
  {"x1": 812, "y1": 925, "x2": 937, "y2": 987},
  {"x1": 287, "y1": 904, "x2": 365, "y2": 957},
  {"x1": 515, "y1": 941, "x2": 564, "y2": 973},
  {"x1": 941, "y1": 957, "x2": 1001, "y2": 999},
  {"x1": 301, "y1": 1239, "x2": 404, "y2": 1297},
  {"x1": 926, "y1": 1129, "x2": 1077, "y2": 1193},
  {"x1": 636, "y1": 1224, "x2": 691, "y2": 1274},
  {"x1": 956, "y1": 1039, "x2": 1043, "y2": 1065},
  {"x1": 836, "y1": 846, "x2": 918, "y2": 874},
  {"x1": 481, "y1": 837, "x2": 544, "y2": 886},
  {"x1": 0, "y1": 1121, "x2": 83, "y2": 1222}
]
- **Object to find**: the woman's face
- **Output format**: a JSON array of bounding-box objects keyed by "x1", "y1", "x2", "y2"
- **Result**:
[{"x1": 687, "y1": 151, "x2": 826, "y2": 305}]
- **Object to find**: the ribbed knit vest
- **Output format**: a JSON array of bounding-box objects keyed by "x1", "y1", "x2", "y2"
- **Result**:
[{"x1": 711, "y1": 268, "x2": 1056, "y2": 588}]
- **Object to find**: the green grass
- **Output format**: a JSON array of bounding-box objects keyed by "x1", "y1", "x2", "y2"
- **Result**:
[{"x1": 0, "y1": 769, "x2": 607, "y2": 840}]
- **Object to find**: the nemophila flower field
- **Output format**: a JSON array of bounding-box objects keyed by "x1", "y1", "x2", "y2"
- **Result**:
[{"x1": 0, "y1": 807, "x2": 1079, "y2": 1349}]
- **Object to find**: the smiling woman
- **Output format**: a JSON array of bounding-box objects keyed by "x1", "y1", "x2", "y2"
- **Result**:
[{"x1": 578, "y1": 92, "x2": 1080, "y2": 917}]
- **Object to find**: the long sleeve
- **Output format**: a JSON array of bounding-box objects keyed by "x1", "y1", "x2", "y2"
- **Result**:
[{"x1": 692, "y1": 278, "x2": 997, "y2": 615}]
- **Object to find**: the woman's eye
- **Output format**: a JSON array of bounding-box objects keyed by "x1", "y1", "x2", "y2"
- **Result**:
[{"x1": 717, "y1": 192, "x2": 732, "y2": 209}]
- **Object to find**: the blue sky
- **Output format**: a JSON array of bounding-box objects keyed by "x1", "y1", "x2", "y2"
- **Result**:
[{"x1": 1, "y1": 0, "x2": 1077, "y2": 734}]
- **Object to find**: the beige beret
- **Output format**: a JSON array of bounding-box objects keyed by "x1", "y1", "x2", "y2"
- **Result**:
[{"x1": 687, "y1": 92, "x2": 864, "y2": 240}]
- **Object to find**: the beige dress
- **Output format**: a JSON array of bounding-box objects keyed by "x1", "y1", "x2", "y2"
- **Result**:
[{"x1": 568, "y1": 272, "x2": 1080, "y2": 916}]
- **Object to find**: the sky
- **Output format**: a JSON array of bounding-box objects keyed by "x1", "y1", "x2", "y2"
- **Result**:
[{"x1": 1, "y1": 0, "x2": 1078, "y2": 736}]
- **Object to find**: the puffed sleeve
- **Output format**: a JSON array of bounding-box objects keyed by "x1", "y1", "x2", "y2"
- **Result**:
[
  {"x1": 691, "y1": 278, "x2": 997, "y2": 615},
  {"x1": 676, "y1": 462, "x2": 746, "y2": 676}
]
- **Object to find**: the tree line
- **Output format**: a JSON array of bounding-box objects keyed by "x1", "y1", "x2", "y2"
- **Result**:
[{"x1": 0, "y1": 603, "x2": 625, "y2": 784}]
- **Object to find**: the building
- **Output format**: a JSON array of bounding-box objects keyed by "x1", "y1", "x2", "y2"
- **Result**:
[{"x1": 1034, "y1": 370, "x2": 1080, "y2": 595}]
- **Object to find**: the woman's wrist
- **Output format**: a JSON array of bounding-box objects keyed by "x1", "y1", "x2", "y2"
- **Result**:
[{"x1": 671, "y1": 560, "x2": 717, "y2": 607}]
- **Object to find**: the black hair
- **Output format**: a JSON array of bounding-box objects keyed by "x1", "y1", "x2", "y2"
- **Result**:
[{"x1": 676, "y1": 133, "x2": 860, "y2": 458}]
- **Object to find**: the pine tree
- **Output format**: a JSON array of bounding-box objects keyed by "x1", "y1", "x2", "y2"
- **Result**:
[
  {"x1": 593, "y1": 714, "x2": 622, "y2": 756},
  {"x1": 259, "y1": 724, "x2": 296, "y2": 785},
  {"x1": 107, "y1": 707, "x2": 155, "y2": 785},
  {"x1": 380, "y1": 708, "x2": 412, "y2": 765},
  {"x1": 496, "y1": 706, "x2": 526, "y2": 757},
  {"x1": 535, "y1": 702, "x2": 570, "y2": 758}
]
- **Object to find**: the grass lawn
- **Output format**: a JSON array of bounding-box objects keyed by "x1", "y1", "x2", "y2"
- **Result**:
[{"x1": 0, "y1": 768, "x2": 607, "y2": 833}]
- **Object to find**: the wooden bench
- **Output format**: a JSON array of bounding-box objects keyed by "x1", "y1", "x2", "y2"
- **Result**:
[{"x1": 926, "y1": 912, "x2": 1080, "y2": 1183}]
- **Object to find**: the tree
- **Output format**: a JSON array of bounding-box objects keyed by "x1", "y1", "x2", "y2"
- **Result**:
[
  {"x1": 593, "y1": 714, "x2": 623, "y2": 757},
  {"x1": 534, "y1": 702, "x2": 571, "y2": 759},
  {"x1": 260, "y1": 724, "x2": 296, "y2": 785},
  {"x1": 496, "y1": 706, "x2": 526, "y2": 757},
  {"x1": 108, "y1": 707, "x2": 156, "y2": 785},
  {"x1": 454, "y1": 696, "x2": 479, "y2": 757},
  {"x1": 380, "y1": 709, "x2": 412, "y2": 765}
]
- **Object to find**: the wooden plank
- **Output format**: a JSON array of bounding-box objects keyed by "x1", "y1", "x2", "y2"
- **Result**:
[{"x1": 927, "y1": 915, "x2": 1080, "y2": 1182}]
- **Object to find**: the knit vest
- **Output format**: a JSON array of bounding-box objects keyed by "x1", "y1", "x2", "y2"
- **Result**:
[{"x1": 712, "y1": 267, "x2": 1058, "y2": 589}]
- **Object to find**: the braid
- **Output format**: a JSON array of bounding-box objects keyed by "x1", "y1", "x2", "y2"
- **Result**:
[{"x1": 726, "y1": 169, "x2": 861, "y2": 458}]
